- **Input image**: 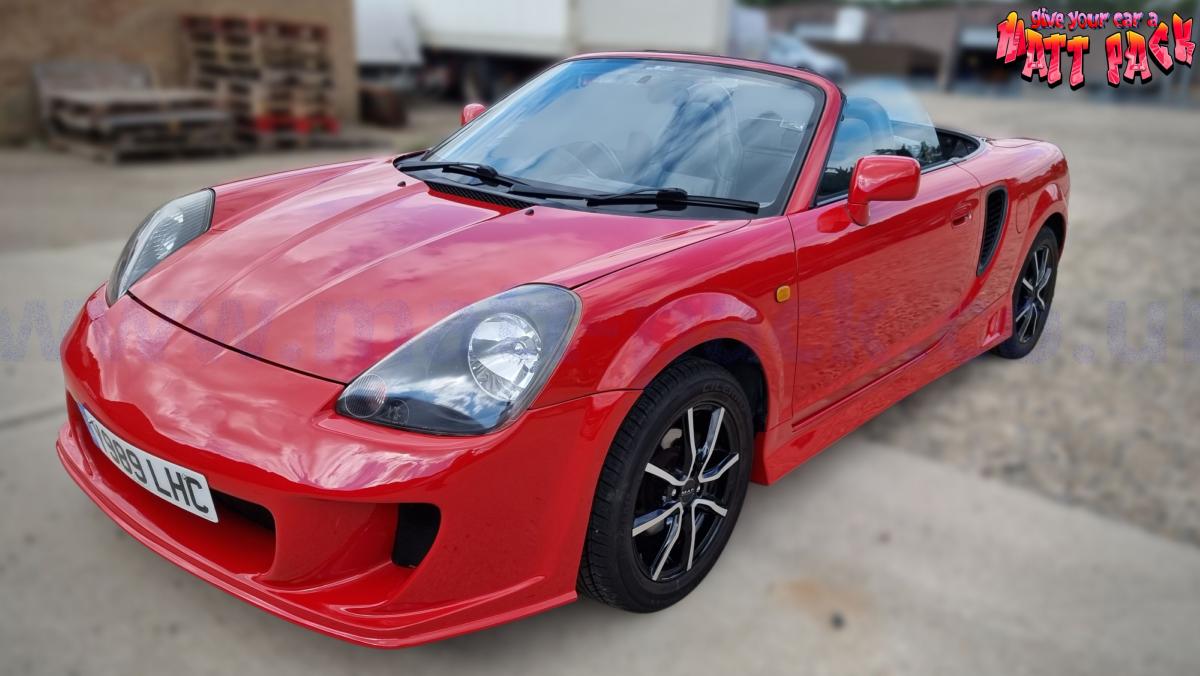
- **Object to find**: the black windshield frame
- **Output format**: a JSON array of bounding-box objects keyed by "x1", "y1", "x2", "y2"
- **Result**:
[{"x1": 415, "y1": 56, "x2": 828, "y2": 220}]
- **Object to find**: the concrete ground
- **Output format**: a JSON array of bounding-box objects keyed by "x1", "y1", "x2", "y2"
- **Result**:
[
  {"x1": 1, "y1": 96, "x2": 1198, "y2": 673},
  {"x1": 4, "y1": 419, "x2": 1199, "y2": 676}
]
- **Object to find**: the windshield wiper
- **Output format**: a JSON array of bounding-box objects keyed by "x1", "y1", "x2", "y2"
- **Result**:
[
  {"x1": 584, "y1": 187, "x2": 760, "y2": 213},
  {"x1": 398, "y1": 165, "x2": 761, "y2": 214},
  {"x1": 395, "y1": 161, "x2": 531, "y2": 188}
]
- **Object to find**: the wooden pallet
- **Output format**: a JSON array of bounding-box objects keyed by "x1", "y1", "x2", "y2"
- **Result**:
[
  {"x1": 224, "y1": 78, "x2": 330, "y2": 101},
  {"x1": 49, "y1": 89, "x2": 228, "y2": 130},
  {"x1": 182, "y1": 14, "x2": 330, "y2": 43},
  {"x1": 192, "y1": 72, "x2": 333, "y2": 97},
  {"x1": 182, "y1": 14, "x2": 332, "y2": 75},
  {"x1": 190, "y1": 62, "x2": 334, "y2": 89},
  {"x1": 36, "y1": 76, "x2": 235, "y2": 162},
  {"x1": 187, "y1": 42, "x2": 331, "y2": 72},
  {"x1": 237, "y1": 113, "x2": 339, "y2": 134},
  {"x1": 226, "y1": 81, "x2": 330, "y2": 115},
  {"x1": 50, "y1": 125, "x2": 236, "y2": 163},
  {"x1": 228, "y1": 99, "x2": 332, "y2": 119},
  {"x1": 181, "y1": 14, "x2": 339, "y2": 150},
  {"x1": 55, "y1": 109, "x2": 232, "y2": 137},
  {"x1": 49, "y1": 89, "x2": 226, "y2": 133},
  {"x1": 235, "y1": 127, "x2": 340, "y2": 151}
]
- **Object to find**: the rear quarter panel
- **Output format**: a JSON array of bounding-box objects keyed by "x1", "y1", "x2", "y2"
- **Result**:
[{"x1": 954, "y1": 139, "x2": 1069, "y2": 318}]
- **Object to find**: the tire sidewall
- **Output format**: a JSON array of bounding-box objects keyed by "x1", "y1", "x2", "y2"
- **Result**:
[
  {"x1": 607, "y1": 368, "x2": 754, "y2": 608},
  {"x1": 998, "y1": 227, "x2": 1060, "y2": 358}
]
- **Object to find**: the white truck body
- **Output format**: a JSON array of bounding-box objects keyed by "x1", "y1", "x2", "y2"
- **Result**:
[
  {"x1": 355, "y1": 0, "x2": 424, "y2": 65},
  {"x1": 406, "y1": 0, "x2": 754, "y2": 59}
]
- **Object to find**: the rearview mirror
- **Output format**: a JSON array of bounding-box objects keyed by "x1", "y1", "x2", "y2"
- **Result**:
[
  {"x1": 848, "y1": 155, "x2": 921, "y2": 226},
  {"x1": 460, "y1": 103, "x2": 487, "y2": 126}
]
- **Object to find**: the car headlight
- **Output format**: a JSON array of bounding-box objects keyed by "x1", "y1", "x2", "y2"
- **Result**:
[
  {"x1": 106, "y1": 190, "x2": 214, "y2": 305},
  {"x1": 337, "y1": 284, "x2": 581, "y2": 435}
]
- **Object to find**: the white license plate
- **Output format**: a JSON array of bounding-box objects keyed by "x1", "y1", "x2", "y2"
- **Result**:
[{"x1": 77, "y1": 404, "x2": 218, "y2": 523}]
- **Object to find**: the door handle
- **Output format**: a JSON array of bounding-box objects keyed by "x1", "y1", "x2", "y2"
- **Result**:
[{"x1": 950, "y1": 200, "x2": 976, "y2": 227}]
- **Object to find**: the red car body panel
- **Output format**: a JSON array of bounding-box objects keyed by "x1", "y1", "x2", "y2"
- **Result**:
[
  {"x1": 59, "y1": 291, "x2": 640, "y2": 646},
  {"x1": 133, "y1": 157, "x2": 748, "y2": 384},
  {"x1": 57, "y1": 51, "x2": 1069, "y2": 646}
]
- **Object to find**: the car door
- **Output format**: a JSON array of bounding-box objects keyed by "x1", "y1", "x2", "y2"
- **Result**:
[{"x1": 786, "y1": 116, "x2": 983, "y2": 420}]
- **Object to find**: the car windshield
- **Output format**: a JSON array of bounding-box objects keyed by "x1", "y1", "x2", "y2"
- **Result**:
[{"x1": 422, "y1": 57, "x2": 823, "y2": 215}]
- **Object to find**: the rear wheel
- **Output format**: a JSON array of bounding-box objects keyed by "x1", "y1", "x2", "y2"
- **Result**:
[
  {"x1": 578, "y1": 358, "x2": 753, "y2": 612},
  {"x1": 993, "y1": 227, "x2": 1059, "y2": 359}
]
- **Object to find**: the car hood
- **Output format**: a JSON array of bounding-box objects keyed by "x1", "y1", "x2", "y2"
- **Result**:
[{"x1": 131, "y1": 157, "x2": 746, "y2": 383}]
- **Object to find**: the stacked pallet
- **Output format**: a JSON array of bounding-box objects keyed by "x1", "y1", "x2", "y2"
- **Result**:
[
  {"x1": 33, "y1": 61, "x2": 234, "y2": 163},
  {"x1": 182, "y1": 15, "x2": 339, "y2": 149}
]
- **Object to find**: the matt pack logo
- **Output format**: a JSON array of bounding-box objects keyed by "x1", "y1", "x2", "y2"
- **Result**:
[{"x1": 996, "y1": 9, "x2": 1195, "y2": 88}]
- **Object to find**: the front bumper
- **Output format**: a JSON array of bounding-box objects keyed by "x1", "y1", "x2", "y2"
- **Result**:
[{"x1": 58, "y1": 289, "x2": 638, "y2": 647}]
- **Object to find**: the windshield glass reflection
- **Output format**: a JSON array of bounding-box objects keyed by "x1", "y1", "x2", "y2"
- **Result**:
[{"x1": 426, "y1": 58, "x2": 822, "y2": 212}]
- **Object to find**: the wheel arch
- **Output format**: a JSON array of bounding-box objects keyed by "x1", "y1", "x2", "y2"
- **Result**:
[
  {"x1": 1028, "y1": 182, "x2": 1068, "y2": 255},
  {"x1": 679, "y1": 339, "x2": 768, "y2": 435},
  {"x1": 595, "y1": 292, "x2": 786, "y2": 438},
  {"x1": 1042, "y1": 211, "x2": 1066, "y2": 254}
]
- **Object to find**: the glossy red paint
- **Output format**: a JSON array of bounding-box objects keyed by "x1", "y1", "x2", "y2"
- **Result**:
[
  {"x1": 130, "y1": 156, "x2": 751, "y2": 384},
  {"x1": 847, "y1": 155, "x2": 921, "y2": 225},
  {"x1": 460, "y1": 102, "x2": 487, "y2": 125},
  {"x1": 57, "y1": 51, "x2": 1069, "y2": 646},
  {"x1": 59, "y1": 289, "x2": 640, "y2": 646}
]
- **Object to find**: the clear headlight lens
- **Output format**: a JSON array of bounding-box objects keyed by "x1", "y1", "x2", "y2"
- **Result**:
[
  {"x1": 468, "y1": 312, "x2": 543, "y2": 400},
  {"x1": 337, "y1": 284, "x2": 580, "y2": 435},
  {"x1": 106, "y1": 190, "x2": 214, "y2": 305}
]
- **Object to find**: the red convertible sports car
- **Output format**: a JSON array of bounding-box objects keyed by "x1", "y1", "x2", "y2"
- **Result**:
[{"x1": 57, "y1": 52, "x2": 1068, "y2": 647}]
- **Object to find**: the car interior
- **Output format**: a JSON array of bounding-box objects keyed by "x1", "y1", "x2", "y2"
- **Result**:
[
  {"x1": 461, "y1": 65, "x2": 821, "y2": 205},
  {"x1": 441, "y1": 59, "x2": 983, "y2": 211},
  {"x1": 817, "y1": 95, "x2": 981, "y2": 201}
]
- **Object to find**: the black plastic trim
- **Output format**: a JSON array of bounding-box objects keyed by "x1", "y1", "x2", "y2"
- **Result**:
[
  {"x1": 425, "y1": 179, "x2": 534, "y2": 210},
  {"x1": 392, "y1": 503, "x2": 441, "y2": 567},
  {"x1": 977, "y1": 186, "x2": 1008, "y2": 275}
]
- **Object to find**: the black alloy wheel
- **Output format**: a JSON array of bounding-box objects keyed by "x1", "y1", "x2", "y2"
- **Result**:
[
  {"x1": 631, "y1": 402, "x2": 741, "y2": 582},
  {"x1": 578, "y1": 358, "x2": 753, "y2": 611},
  {"x1": 994, "y1": 226, "x2": 1059, "y2": 359}
]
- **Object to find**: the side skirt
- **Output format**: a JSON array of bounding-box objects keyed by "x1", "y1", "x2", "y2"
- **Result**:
[{"x1": 754, "y1": 293, "x2": 1013, "y2": 485}]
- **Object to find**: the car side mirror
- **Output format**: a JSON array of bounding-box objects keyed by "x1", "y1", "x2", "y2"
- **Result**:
[
  {"x1": 460, "y1": 103, "x2": 486, "y2": 126},
  {"x1": 847, "y1": 155, "x2": 921, "y2": 226}
]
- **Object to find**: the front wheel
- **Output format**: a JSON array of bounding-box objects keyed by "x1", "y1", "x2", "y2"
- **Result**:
[
  {"x1": 578, "y1": 358, "x2": 753, "y2": 612},
  {"x1": 993, "y1": 227, "x2": 1059, "y2": 359}
]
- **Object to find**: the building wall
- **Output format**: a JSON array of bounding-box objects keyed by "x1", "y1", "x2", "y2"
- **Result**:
[
  {"x1": 766, "y1": 3, "x2": 1036, "y2": 72},
  {"x1": 0, "y1": 0, "x2": 357, "y2": 144},
  {"x1": 765, "y1": 4, "x2": 840, "y2": 33}
]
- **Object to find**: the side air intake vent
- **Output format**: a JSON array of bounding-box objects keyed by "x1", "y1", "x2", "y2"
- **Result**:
[
  {"x1": 977, "y1": 187, "x2": 1008, "y2": 275},
  {"x1": 392, "y1": 504, "x2": 441, "y2": 567},
  {"x1": 426, "y1": 180, "x2": 532, "y2": 211}
]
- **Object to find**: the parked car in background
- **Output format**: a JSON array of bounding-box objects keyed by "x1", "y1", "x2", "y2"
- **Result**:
[
  {"x1": 766, "y1": 33, "x2": 848, "y2": 81},
  {"x1": 401, "y1": 0, "x2": 772, "y2": 100}
]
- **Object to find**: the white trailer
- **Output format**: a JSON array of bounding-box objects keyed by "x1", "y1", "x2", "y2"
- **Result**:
[{"x1": 400, "y1": 0, "x2": 766, "y2": 100}]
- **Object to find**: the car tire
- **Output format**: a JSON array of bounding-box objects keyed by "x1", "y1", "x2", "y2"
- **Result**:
[
  {"x1": 993, "y1": 226, "x2": 1060, "y2": 359},
  {"x1": 578, "y1": 357, "x2": 753, "y2": 612}
]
